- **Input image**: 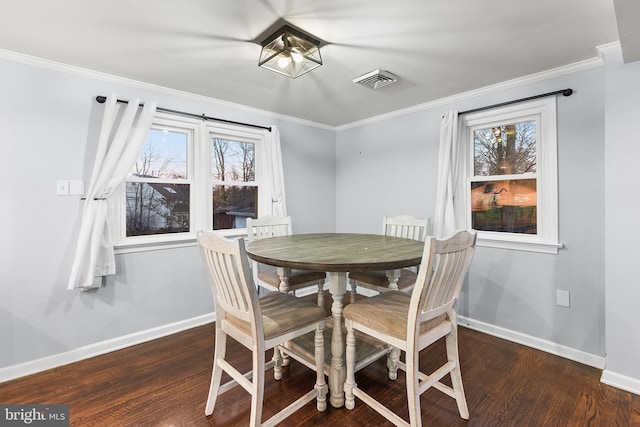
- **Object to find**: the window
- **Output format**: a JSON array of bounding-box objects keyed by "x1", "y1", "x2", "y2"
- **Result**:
[
  {"x1": 126, "y1": 126, "x2": 192, "y2": 237},
  {"x1": 114, "y1": 113, "x2": 270, "y2": 251},
  {"x1": 459, "y1": 98, "x2": 561, "y2": 253},
  {"x1": 210, "y1": 135, "x2": 257, "y2": 230}
]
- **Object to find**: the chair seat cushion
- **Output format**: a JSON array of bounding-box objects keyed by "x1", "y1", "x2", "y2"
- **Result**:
[
  {"x1": 227, "y1": 291, "x2": 327, "y2": 340},
  {"x1": 258, "y1": 266, "x2": 326, "y2": 290},
  {"x1": 343, "y1": 291, "x2": 446, "y2": 340},
  {"x1": 349, "y1": 269, "x2": 417, "y2": 290}
]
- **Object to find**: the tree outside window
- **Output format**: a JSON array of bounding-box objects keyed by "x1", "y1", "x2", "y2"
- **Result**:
[{"x1": 471, "y1": 120, "x2": 537, "y2": 234}]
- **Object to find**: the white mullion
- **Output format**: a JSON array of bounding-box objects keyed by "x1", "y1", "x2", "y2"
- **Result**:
[
  {"x1": 195, "y1": 122, "x2": 210, "y2": 231},
  {"x1": 188, "y1": 123, "x2": 199, "y2": 234},
  {"x1": 469, "y1": 172, "x2": 537, "y2": 183},
  {"x1": 210, "y1": 180, "x2": 258, "y2": 187},
  {"x1": 126, "y1": 177, "x2": 190, "y2": 185}
]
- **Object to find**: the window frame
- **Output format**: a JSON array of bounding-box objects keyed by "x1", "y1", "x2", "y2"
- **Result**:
[
  {"x1": 458, "y1": 97, "x2": 562, "y2": 254},
  {"x1": 122, "y1": 116, "x2": 197, "y2": 243},
  {"x1": 208, "y1": 127, "x2": 262, "y2": 232},
  {"x1": 112, "y1": 113, "x2": 267, "y2": 253}
]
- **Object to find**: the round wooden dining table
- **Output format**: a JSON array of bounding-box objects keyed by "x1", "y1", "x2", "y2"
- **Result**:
[{"x1": 245, "y1": 233, "x2": 424, "y2": 408}]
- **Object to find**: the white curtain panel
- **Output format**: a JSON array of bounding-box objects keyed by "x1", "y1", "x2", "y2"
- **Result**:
[
  {"x1": 434, "y1": 110, "x2": 461, "y2": 238},
  {"x1": 67, "y1": 95, "x2": 157, "y2": 290},
  {"x1": 263, "y1": 125, "x2": 288, "y2": 217}
]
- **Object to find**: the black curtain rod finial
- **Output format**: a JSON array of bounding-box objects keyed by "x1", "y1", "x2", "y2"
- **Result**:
[
  {"x1": 562, "y1": 89, "x2": 573, "y2": 96},
  {"x1": 96, "y1": 95, "x2": 107, "y2": 104}
]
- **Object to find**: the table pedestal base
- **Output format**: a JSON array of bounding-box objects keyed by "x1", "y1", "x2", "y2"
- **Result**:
[{"x1": 284, "y1": 317, "x2": 392, "y2": 408}]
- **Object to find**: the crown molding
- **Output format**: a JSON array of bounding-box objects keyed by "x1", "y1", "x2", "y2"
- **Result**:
[
  {"x1": 596, "y1": 41, "x2": 622, "y2": 58},
  {"x1": 0, "y1": 48, "x2": 334, "y2": 131},
  {"x1": 0, "y1": 46, "x2": 616, "y2": 133},
  {"x1": 336, "y1": 54, "x2": 607, "y2": 131}
]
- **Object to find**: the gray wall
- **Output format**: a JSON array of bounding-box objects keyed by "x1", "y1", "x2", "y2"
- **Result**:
[
  {"x1": 336, "y1": 66, "x2": 606, "y2": 358},
  {"x1": 604, "y1": 51, "x2": 640, "y2": 383},
  {"x1": 336, "y1": 113, "x2": 438, "y2": 233},
  {"x1": 3, "y1": 50, "x2": 640, "y2": 392},
  {"x1": 0, "y1": 57, "x2": 336, "y2": 370}
]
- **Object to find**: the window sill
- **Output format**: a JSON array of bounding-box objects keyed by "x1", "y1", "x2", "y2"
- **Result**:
[
  {"x1": 114, "y1": 229, "x2": 248, "y2": 255},
  {"x1": 477, "y1": 234, "x2": 563, "y2": 254}
]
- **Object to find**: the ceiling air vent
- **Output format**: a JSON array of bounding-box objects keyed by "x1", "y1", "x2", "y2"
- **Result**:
[{"x1": 353, "y1": 69, "x2": 398, "y2": 89}]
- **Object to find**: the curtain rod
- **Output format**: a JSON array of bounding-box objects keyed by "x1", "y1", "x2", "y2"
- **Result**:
[
  {"x1": 458, "y1": 88, "x2": 573, "y2": 116},
  {"x1": 95, "y1": 96, "x2": 272, "y2": 132}
]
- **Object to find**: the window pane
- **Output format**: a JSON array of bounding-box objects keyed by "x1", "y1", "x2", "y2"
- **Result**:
[
  {"x1": 130, "y1": 129, "x2": 187, "y2": 179},
  {"x1": 126, "y1": 182, "x2": 190, "y2": 236},
  {"x1": 474, "y1": 120, "x2": 536, "y2": 176},
  {"x1": 211, "y1": 137, "x2": 255, "y2": 182},
  {"x1": 470, "y1": 179, "x2": 537, "y2": 234},
  {"x1": 212, "y1": 185, "x2": 257, "y2": 230}
]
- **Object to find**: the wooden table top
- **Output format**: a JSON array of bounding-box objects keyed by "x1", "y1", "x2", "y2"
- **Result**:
[{"x1": 245, "y1": 233, "x2": 424, "y2": 272}]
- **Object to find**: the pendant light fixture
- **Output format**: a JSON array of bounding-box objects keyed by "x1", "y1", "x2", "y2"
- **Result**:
[{"x1": 258, "y1": 25, "x2": 322, "y2": 78}]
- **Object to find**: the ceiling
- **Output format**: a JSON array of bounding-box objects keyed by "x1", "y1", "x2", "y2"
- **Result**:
[{"x1": 0, "y1": 0, "x2": 634, "y2": 127}]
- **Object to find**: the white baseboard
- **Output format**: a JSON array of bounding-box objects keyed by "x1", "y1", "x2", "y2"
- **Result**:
[
  {"x1": 6, "y1": 310, "x2": 630, "y2": 395},
  {"x1": 458, "y1": 316, "x2": 606, "y2": 369},
  {"x1": 0, "y1": 313, "x2": 216, "y2": 384},
  {"x1": 601, "y1": 370, "x2": 640, "y2": 396}
]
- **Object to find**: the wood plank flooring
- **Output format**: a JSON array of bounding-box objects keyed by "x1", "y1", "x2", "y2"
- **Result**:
[{"x1": 1, "y1": 302, "x2": 639, "y2": 426}]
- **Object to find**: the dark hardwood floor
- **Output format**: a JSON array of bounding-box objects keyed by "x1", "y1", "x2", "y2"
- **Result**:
[{"x1": 2, "y1": 294, "x2": 639, "y2": 426}]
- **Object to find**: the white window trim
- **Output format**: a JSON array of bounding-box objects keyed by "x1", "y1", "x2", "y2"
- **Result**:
[
  {"x1": 457, "y1": 97, "x2": 563, "y2": 254},
  {"x1": 208, "y1": 125, "x2": 267, "y2": 227},
  {"x1": 111, "y1": 113, "x2": 265, "y2": 254}
]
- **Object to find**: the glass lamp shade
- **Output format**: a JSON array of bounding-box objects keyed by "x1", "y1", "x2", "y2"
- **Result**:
[{"x1": 259, "y1": 25, "x2": 322, "y2": 78}]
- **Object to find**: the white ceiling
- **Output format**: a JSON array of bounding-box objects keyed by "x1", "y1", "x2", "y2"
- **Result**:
[{"x1": 0, "y1": 0, "x2": 632, "y2": 127}]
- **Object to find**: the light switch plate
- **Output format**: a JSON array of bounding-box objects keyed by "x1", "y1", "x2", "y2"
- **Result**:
[
  {"x1": 556, "y1": 289, "x2": 570, "y2": 307},
  {"x1": 56, "y1": 180, "x2": 69, "y2": 195}
]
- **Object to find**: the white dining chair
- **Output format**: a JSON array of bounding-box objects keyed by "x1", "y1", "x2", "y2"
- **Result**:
[
  {"x1": 198, "y1": 231, "x2": 328, "y2": 426},
  {"x1": 343, "y1": 230, "x2": 476, "y2": 427},
  {"x1": 247, "y1": 215, "x2": 326, "y2": 307},
  {"x1": 349, "y1": 215, "x2": 429, "y2": 301}
]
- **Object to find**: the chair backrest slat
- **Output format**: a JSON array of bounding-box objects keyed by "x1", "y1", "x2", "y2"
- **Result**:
[
  {"x1": 198, "y1": 231, "x2": 258, "y2": 325},
  {"x1": 246, "y1": 216, "x2": 294, "y2": 286},
  {"x1": 247, "y1": 216, "x2": 293, "y2": 241},
  {"x1": 410, "y1": 231, "x2": 476, "y2": 329},
  {"x1": 383, "y1": 215, "x2": 430, "y2": 241},
  {"x1": 425, "y1": 250, "x2": 468, "y2": 312}
]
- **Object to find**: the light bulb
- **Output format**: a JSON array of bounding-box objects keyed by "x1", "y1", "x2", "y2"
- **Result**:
[
  {"x1": 291, "y1": 51, "x2": 304, "y2": 63},
  {"x1": 277, "y1": 55, "x2": 291, "y2": 68}
]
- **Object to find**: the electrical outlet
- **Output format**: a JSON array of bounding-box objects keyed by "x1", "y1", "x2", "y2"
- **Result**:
[
  {"x1": 69, "y1": 180, "x2": 85, "y2": 196},
  {"x1": 556, "y1": 289, "x2": 570, "y2": 307}
]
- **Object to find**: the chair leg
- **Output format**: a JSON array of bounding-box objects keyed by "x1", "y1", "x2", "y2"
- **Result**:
[
  {"x1": 406, "y1": 344, "x2": 422, "y2": 427},
  {"x1": 249, "y1": 347, "x2": 265, "y2": 427},
  {"x1": 273, "y1": 345, "x2": 283, "y2": 380},
  {"x1": 278, "y1": 265, "x2": 295, "y2": 367},
  {"x1": 387, "y1": 346, "x2": 400, "y2": 380},
  {"x1": 314, "y1": 324, "x2": 328, "y2": 411},
  {"x1": 317, "y1": 281, "x2": 325, "y2": 308},
  {"x1": 385, "y1": 269, "x2": 401, "y2": 290},
  {"x1": 349, "y1": 279, "x2": 357, "y2": 304},
  {"x1": 344, "y1": 320, "x2": 357, "y2": 410},
  {"x1": 446, "y1": 325, "x2": 469, "y2": 419},
  {"x1": 205, "y1": 329, "x2": 227, "y2": 415}
]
